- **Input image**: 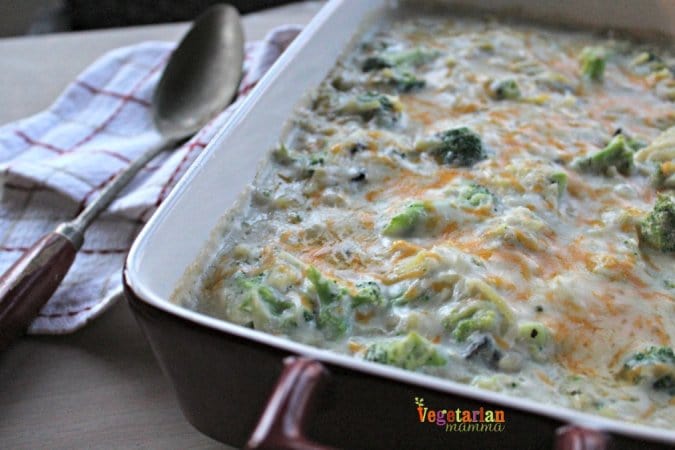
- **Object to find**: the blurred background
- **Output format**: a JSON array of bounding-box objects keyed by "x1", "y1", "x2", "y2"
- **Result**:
[{"x1": 0, "y1": 0, "x2": 306, "y2": 37}]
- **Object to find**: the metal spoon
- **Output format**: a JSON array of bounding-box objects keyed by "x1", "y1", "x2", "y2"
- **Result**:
[{"x1": 0, "y1": 4, "x2": 244, "y2": 349}]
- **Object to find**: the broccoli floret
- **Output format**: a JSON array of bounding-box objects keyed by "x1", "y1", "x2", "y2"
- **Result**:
[
  {"x1": 306, "y1": 267, "x2": 350, "y2": 339},
  {"x1": 271, "y1": 143, "x2": 296, "y2": 165},
  {"x1": 631, "y1": 51, "x2": 668, "y2": 74},
  {"x1": 573, "y1": 134, "x2": 636, "y2": 176},
  {"x1": 351, "y1": 281, "x2": 384, "y2": 308},
  {"x1": 654, "y1": 376, "x2": 675, "y2": 394},
  {"x1": 390, "y1": 70, "x2": 425, "y2": 92},
  {"x1": 307, "y1": 266, "x2": 346, "y2": 304},
  {"x1": 363, "y1": 47, "x2": 440, "y2": 71},
  {"x1": 306, "y1": 270, "x2": 384, "y2": 335},
  {"x1": 237, "y1": 275, "x2": 294, "y2": 316},
  {"x1": 517, "y1": 322, "x2": 553, "y2": 361},
  {"x1": 382, "y1": 202, "x2": 428, "y2": 237},
  {"x1": 459, "y1": 183, "x2": 496, "y2": 207},
  {"x1": 488, "y1": 79, "x2": 521, "y2": 100},
  {"x1": 234, "y1": 274, "x2": 297, "y2": 332},
  {"x1": 316, "y1": 308, "x2": 348, "y2": 339},
  {"x1": 452, "y1": 309, "x2": 499, "y2": 342},
  {"x1": 271, "y1": 145, "x2": 324, "y2": 181},
  {"x1": 619, "y1": 346, "x2": 675, "y2": 395},
  {"x1": 443, "y1": 303, "x2": 502, "y2": 342},
  {"x1": 338, "y1": 91, "x2": 402, "y2": 126},
  {"x1": 308, "y1": 152, "x2": 326, "y2": 166},
  {"x1": 579, "y1": 46, "x2": 607, "y2": 81},
  {"x1": 362, "y1": 55, "x2": 394, "y2": 71},
  {"x1": 415, "y1": 127, "x2": 486, "y2": 167},
  {"x1": 638, "y1": 195, "x2": 675, "y2": 252},
  {"x1": 364, "y1": 332, "x2": 446, "y2": 370},
  {"x1": 624, "y1": 136, "x2": 647, "y2": 151},
  {"x1": 549, "y1": 172, "x2": 568, "y2": 198},
  {"x1": 613, "y1": 128, "x2": 647, "y2": 150},
  {"x1": 624, "y1": 347, "x2": 675, "y2": 369},
  {"x1": 373, "y1": 68, "x2": 426, "y2": 92}
]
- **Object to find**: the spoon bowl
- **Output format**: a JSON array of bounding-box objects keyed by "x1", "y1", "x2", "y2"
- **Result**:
[
  {"x1": 154, "y1": 4, "x2": 244, "y2": 140},
  {"x1": 0, "y1": 4, "x2": 245, "y2": 350}
]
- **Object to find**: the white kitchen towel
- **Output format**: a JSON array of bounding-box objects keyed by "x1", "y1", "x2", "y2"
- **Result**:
[{"x1": 0, "y1": 25, "x2": 301, "y2": 334}]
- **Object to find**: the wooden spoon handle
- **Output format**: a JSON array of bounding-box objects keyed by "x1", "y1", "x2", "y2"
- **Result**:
[{"x1": 0, "y1": 232, "x2": 78, "y2": 350}]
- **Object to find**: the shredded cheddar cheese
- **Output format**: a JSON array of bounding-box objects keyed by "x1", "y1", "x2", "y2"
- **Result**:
[{"x1": 173, "y1": 12, "x2": 675, "y2": 429}]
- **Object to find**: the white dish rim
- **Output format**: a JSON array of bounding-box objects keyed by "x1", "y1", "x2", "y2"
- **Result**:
[{"x1": 124, "y1": 0, "x2": 675, "y2": 443}]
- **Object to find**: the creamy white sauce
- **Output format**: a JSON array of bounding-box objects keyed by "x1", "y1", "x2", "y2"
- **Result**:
[{"x1": 173, "y1": 13, "x2": 675, "y2": 429}]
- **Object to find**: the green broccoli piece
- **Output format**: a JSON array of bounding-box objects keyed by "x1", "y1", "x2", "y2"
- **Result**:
[
  {"x1": 316, "y1": 308, "x2": 348, "y2": 340},
  {"x1": 460, "y1": 183, "x2": 496, "y2": 207},
  {"x1": 363, "y1": 47, "x2": 440, "y2": 71},
  {"x1": 338, "y1": 91, "x2": 402, "y2": 126},
  {"x1": 638, "y1": 195, "x2": 675, "y2": 252},
  {"x1": 517, "y1": 322, "x2": 553, "y2": 361},
  {"x1": 379, "y1": 69, "x2": 426, "y2": 92},
  {"x1": 416, "y1": 127, "x2": 486, "y2": 167},
  {"x1": 631, "y1": 51, "x2": 668, "y2": 74},
  {"x1": 579, "y1": 46, "x2": 607, "y2": 81},
  {"x1": 271, "y1": 143, "x2": 296, "y2": 165},
  {"x1": 549, "y1": 172, "x2": 568, "y2": 198},
  {"x1": 654, "y1": 376, "x2": 675, "y2": 394},
  {"x1": 362, "y1": 55, "x2": 394, "y2": 71},
  {"x1": 619, "y1": 346, "x2": 675, "y2": 395},
  {"x1": 488, "y1": 79, "x2": 521, "y2": 100},
  {"x1": 307, "y1": 266, "x2": 346, "y2": 304},
  {"x1": 443, "y1": 303, "x2": 502, "y2": 342},
  {"x1": 391, "y1": 71, "x2": 425, "y2": 92},
  {"x1": 452, "y1": 309, "x2": 499, "y2": 342},
  {"x1": 364, "y1": 332, "x2": 446, "y2": 370},
  {"x1": 383, "y1": 202, "x2": 428, "y2": 237},
  {"x1": 237, "y1": 275, "x2": 294, "y2": 316},
  {"x1": 271, "y1": 145, "x2": 326, "y2": 180},
  {"x1": 306, "y1": 267, "x2": 350, "y2": 339},
  {"x1": 308, "y1": 152, "x2": 326, "y2": 166},
  {"x1": 573, "y1": 134, "x2": 635, "y2": 176},
  {"x1": 351, "y1": 281, "x2": 384, "y2": 308},
  {"x1": 624, "y1": 135, "x2": 647, "y2": 151},
  {"x1": 624, "y1": 347, "x2": 675, "y2": 370}
]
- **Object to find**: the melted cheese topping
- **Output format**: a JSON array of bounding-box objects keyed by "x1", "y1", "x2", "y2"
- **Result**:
[{"x1": 173, "y1": 14, "x2": 675, "y2": 429}]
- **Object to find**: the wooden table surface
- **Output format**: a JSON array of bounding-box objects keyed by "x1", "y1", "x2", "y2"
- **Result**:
[{"x1": 0, "y1": 2, "x2": 322, "y2": 448}]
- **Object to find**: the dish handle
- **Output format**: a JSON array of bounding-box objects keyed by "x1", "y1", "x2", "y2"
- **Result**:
[
  {"x1": 244, "y1": 356, "x2": 335, "y2": 450},
  {"x1": 555, "y1": 425, "x2": 608, "y2": 450},
  {"x1": 245, "y1": 357, "x2": 609, "y2": 450}
]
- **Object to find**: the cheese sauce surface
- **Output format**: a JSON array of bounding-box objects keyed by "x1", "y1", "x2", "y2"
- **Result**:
[{"x1": 173, "y1": 13, "x2": 675, "y2": 429}]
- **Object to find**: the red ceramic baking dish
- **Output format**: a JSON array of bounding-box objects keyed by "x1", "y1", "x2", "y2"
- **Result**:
[{"x1": 123, "y1": 1, "x2": 675, "y2": 448}]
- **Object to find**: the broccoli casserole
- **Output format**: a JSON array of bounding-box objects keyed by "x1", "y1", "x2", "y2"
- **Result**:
[{"x1": 173, "y1": 13, "x2": 675, "y2": 428}]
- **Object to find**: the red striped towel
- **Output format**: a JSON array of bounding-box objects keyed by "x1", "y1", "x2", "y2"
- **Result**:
[{"x1": 0, "y1": 25, "x2": 301, "y2": 334}]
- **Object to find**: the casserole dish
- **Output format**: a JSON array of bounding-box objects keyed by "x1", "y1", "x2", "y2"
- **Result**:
[{"x1": 124, "y1": 1, "x2": 675, "y2": 448}]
